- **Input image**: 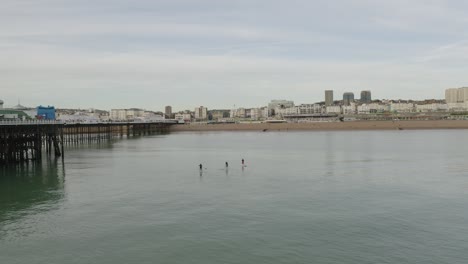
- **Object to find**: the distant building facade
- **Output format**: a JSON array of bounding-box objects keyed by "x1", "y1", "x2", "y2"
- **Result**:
[
  {"x1": 343, "y1": 92, "x2": 354, "y2": 106},
  {"x1": 445, "y1": 88, "x2": 458, "y2": 103},
  {"x1": 230, "y1": 108, "x2": 246, "y2": 118},
  {"x1": 275, "y1": 104, "x2": 324, "y2": 117},
  {"x1": 445, "y1": 87, "x2": 468, "y2": 103},
  {"x1": 360, "y1": 90, "x2": 372, "y2": 104},
  {"x1": 209, "y1": 110, "x2": 229, "y2": 121},
  {"x1": 390, "y1": 103, "x2": 414, "y2": 113},
  {"x1": 357, "y1": 103, "x2": 389, "y2": 114},
  {"x1": 325, "y1": 90, "x2": 334, "y2": 106},
  {"x1": 175, "y1": 113, "x2": 192, "y2": 123},
  {"x1": 194, "y1": 106, "x2": 208, "y2": 120},
  {"x1": 165, "y1": 106, "x2": 172, "y2": 119},
  {"x1": 342, "y1": 103, "x2": 357, "y2": 115},
  {"x1": 250, "y1": 107, "x2": 268, "y2": 120},
  {"x1": 326, "y1": 106, "x2": 341, "y2": 114},
  {"x1": 267, "y1": 100, "x2": 294, "y2": 116},
  {"x1": 415, "y1": 103, "x2": 448, "y2": 112},
  {"x1": 110, "y1": 108, "x2": 145, "y2": 121}
]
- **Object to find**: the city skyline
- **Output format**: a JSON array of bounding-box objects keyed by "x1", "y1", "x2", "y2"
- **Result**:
[
  {"x1": 2, "y1": 0, "x2": 468, "y2": 110},
  {"x1": 0, "y1": 90, "x2": 452, "y2": 113}
]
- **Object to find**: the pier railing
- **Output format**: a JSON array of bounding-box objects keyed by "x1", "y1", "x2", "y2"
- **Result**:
[
  {"x1": 0, "y1": 120, "x2": 64, "y2": 126},
  {"x1": 0, "y1": 119, "x2": 178, "y2": 126}
]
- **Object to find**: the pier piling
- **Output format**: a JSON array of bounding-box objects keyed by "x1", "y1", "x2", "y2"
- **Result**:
[{"x1": 0, "y1": 120, "x2": 175, "y2": 165}]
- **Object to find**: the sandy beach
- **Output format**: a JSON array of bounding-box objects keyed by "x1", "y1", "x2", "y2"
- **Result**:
[{"x1": 169, "y1": 120, "x2": 468, "y2": 132}]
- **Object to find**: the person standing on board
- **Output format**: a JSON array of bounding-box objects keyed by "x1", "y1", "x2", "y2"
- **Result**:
[
  {"x1": 242, "y1": 159, "x2": 244, "y2": 165},
  {"x1": 199, "y1": 164, "x2": 203, "y2": 170},
  {"x1": 225, "y1": 162, "x2": 229, "y2": 168}
]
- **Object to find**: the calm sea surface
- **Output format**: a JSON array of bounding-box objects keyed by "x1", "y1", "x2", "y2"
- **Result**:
[{"x1": 1, "y1": 130, "x2": 468, "y2": 264}]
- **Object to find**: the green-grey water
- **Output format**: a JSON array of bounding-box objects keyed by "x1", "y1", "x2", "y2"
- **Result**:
[{"x1": 1, "y1": 131, "x2": 468, "y2": 264}]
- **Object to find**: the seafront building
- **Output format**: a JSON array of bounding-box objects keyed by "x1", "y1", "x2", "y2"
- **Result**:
[
  {"x1": 267, "y1": 100, "x2": 294, "y2": 116},
  {"x1": 110, "y1": 108, "x2": 145, "y2": 121},
  {"x1": 110, "y1": 108, "x2": 164, "y2": 122},
  {"x1": 360, "y1": 90, "x2": 372, "y2": 103},
  {"x1": 325, "y1": 90, "x2": 333, "y2": 106},
  {"x1": 230, "y1": 108, "x2": 246, "y2": 118},
  {"x1": 326, "y1": 105, "x2": 341, "y2": 114},
  {"x1": 390, "y1": 103, "x2": 415, "y2": 113},
  {"x1": 275, "y1": 104, "x2": 322, "y2": 117},
  {"x1": 138, "y1": 111, "x2": 164, "y2": 122},
  {"x1": 447, "y1": 102, "x2": 468, "y2": 112},
  {"x1": 445, "y1": 87, "x2": 468, "y2": 111},
  {"x1": 445, "y1": 87, "x2": 468, "y2": 103},
  {"x1": 415, "y1": 103, "x2": 449, "y2": 112},
  {"x1": 165, "y1": 106, "x2": 172, "y2": 119},
  {"x1": 250, "y1": 107, "x2": 268, "y2": 120},
  {"x1": 343, "y1": 92, "x2": 354, "y2": 106},
  {"x1": 58, "y1": 112, "x2": 101, "y2": 123},
  {"x1": 209, "y1": 110, "x2": 229, "y2": 121},
  {"x1": 342, "y1": 103, "x2": 357, "y2": 115},
  {"x1": 175, "y1": 112, "x2": 192, "y2": 123},
  {"x1": 297, "y1": 104, "x2": 322, "y2": 114},
  {"x1": 194, "y1": 106, "x2": 208, "y2": 120},
  {"x1": 445, "y1": 88, "x2": 459, "y2": 103},
  {"x1": 357, "y1": 103, "x2": 390, "y2": 114},
  {"x1": 228, "y1": 107, "x2": 267, "y2": 121},
  {"x1": 57, "y1": 108, "x2": 109, "y2": 123}
]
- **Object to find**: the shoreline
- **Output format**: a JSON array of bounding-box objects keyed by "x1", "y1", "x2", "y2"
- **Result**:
[{"x1": 169, "y1": 120, "x2": 468, "y2": 132}]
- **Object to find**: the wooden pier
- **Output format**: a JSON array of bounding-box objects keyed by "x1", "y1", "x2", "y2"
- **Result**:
[{"x1": 0, "y1": 120, "x2": 176, "y2": 165}]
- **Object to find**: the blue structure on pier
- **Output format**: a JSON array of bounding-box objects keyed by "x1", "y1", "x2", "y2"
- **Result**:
[{"x1": 37, "y1": 106, "x2": 56, "y2": 120}]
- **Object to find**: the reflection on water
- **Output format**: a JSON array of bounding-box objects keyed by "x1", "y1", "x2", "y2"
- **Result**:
[
  {"x1": 1, "y1": 131, "x2": 468, "y2": 264},
  {"x1": 0, "y1": 159, "x2": 65, "y2": 226}
]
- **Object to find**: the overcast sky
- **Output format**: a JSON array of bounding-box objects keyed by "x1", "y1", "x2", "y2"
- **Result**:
[{"x1": 1, "y1": 0, "x2": 468, "y2": 111}]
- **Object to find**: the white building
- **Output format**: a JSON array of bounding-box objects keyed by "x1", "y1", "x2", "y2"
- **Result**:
[
  {"x1": 250, "y1": 108, "x2": 261, "y2": 120},
  {"x1": 110, "y1": 108, "x2": 145, "y2": 121},
  {"x1": 390, "y1": 103, "x2": 414, "y2": 113},
  {"x1": 297, "y1": 104, "x2": 322, "y2": 114},
  {"x1": 447, "y1": 102, "x2": 468, "y2": 112},
  {"x1": 275, "y1": 106, "x2": 298, "y2": 117},
  {"x1": 230, "y1": 108, "x2": 246, "y2": 118},
  {"x1": 58, "y1": 112, "x2": 100, "y2": 123},
  {"x1": 249, "y1": 107, "x2": 268, "y2": 120},
  {"x1": 342, "y1": 103, "x2": 357, "y2": 115},
  {"x1": 175, "y1": 113, "x2": 192, "y2": 123},
  {"x1": 357, "y1": 103, "x2": 390, "y2": 114},
  {"x1": 415, "y1": 103, "x2": 448, "y2": 112},
  {"x1": 135, "y1": 111, "x2": 164, "y2": 122},
  {"x1": 194, "y1": 106, "x2": 208, "y2": 120},
  {"x1": 458, "y1": 88, "x2": 468, "y2": 102},
  {"x1": 325, "y1": 106, "x2": 341, "y2": 114},
  {"x1": 445, "y1": 88, "x2": 459, "y2": 103},
  {"x1": 276, "y1": 104, "x2": 323, "y2": 117},
  {"x1": 445, "y1": 87, "x2": 468, "y2": 103}
]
